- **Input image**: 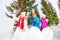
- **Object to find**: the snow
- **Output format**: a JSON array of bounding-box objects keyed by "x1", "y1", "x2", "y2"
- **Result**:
[
  {"x1": 12, "y1": 27, "x2": 54, "y2": 40},
  {"x1": 0, "y1": 0, "x2": 60, "y2": 40}
]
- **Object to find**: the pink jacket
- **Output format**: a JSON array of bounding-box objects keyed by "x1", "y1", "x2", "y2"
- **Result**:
[{"x1": 41, "y1": 18, "x2": 48, "y2": 28}]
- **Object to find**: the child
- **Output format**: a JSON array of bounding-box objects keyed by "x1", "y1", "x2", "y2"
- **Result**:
[
  {"x1": 40, "y1": 15, "x2": 48, "y2": 31},
  {"x1": 17, "y1": 12, "x2": 28, "y2": 31},
  {"x1": 29, "y1": 12, "x2": 41, "y2": 29},
  {"x1": 13, "y1": 12, "x2": 28, "y2": 40}
]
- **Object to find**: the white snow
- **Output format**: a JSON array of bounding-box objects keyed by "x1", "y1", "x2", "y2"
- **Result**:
[
  {"x1": 0, "y1": 0, "x2": 60, "y2": 40},
  {"x1": 12, "y1": 27, "x2": 54, "y2": 40}
]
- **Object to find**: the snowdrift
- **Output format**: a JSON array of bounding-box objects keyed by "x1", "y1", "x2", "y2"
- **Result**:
[{"x1": 12, "y1": 27, "x2": 54, "y2": 40}]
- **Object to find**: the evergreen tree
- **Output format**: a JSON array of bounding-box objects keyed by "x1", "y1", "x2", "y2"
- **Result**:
[
  {"x1": 5, "y1": 0, "x2": 40, "y2": 32},
  {"x1": 58, "y1": 0, "x2": 60, "y2": 9},
  {"x1": 41, "y1": 0, "x2": 59, "y2": 26}
]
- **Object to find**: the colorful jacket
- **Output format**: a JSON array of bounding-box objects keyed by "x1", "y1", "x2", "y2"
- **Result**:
[
  {"x1": 41, "y1": 18, "x2": 48, "y2": 28},
  {"x1": 30, "y1": 16, "x2": 41, "y2": 29}
]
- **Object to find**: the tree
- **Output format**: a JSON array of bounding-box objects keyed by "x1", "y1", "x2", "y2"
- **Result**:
[
  {"x1": 5, "y1": 0, "x2": 40, "y2": 32},
  {"x1": 58, "y1": 0, "x2": 60, "y2": 9},
  {"x1": 41, "y1": 0, "x2": 59, "y2": 26}
]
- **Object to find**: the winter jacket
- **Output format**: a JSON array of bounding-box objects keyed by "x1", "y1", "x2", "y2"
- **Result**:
[{"x1": 30, "y1": 16, "x2": 41, "y2": 29}]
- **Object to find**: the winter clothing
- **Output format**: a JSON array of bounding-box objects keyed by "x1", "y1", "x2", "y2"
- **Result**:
[
  {"x1": 41, "y1": 18, "x2": 48, "y2": 29},
  {"x1": 30, "y1": 16, "x2": 41, "y2": 29},
  {"x1": 17, "y1": 17, "x2": 24, "y2": 30}
]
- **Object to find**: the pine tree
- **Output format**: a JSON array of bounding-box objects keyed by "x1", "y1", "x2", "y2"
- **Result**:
[
  {"x1": 5, "y1": 0, "x2": 39, "y2": 32},
  {"x1": 58, "y1": 0, "x2": 60, "y2": 9},
  {"x1": 41, "y1": 0, "x2": 59, "y2": 26}
]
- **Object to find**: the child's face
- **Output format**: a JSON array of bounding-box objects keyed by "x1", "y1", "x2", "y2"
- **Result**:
[
  {"x1": 44, "y1": 16, "x2": 46, "y2": 18},
  {"x1": 32, "y1": 13, "x2": 36, "y2": 17},
  {"x1": 20, "y1": 12, "x2": 26, "y2": 18},
  {"x1": 20, "y1": 15, "x2": 24, "y2": 18},
  {"x1": 20, "y1": 14, "x2": 25, "y2": 18},
  {"x1": 42, "y1": 15, "x2": 46, "y2": 18}
]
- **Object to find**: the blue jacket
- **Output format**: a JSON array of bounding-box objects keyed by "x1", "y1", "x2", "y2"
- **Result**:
[{"x1": 30, "y1": 16, "x2": 41, "y2": 29}]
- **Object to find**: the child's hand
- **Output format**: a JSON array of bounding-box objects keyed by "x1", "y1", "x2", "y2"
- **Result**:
[
  {"x1": 25, "y1": 16, "x2": 28, "y2": 20},
  {"x1": 28, "y1": 25, "x2": 33, "y2": 28},
  {"x1": 46, "y1": 19, "x2": 49, "y2": 22},
  {"x1": 29, "y1": 25, "x2": 33, "y2": 27}
]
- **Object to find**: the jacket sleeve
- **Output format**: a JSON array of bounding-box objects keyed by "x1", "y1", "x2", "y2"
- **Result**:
[
  {"x1": 30, "y1": 18, "x2": 32, "y2": 24},
  {"x1": 34, "y1": 18, "x2": 41, "y2": 28},
  {"x1": 35, "y1": 18, "x2": 40, "y2": 24}
]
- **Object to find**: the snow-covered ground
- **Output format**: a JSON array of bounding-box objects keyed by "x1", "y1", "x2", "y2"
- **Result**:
[
  {"x1": 50, "y1": 24, "x2": 60, "y2": 40},
  {"x1": 0, "y1": 0, "x2": 60, "y2": 40},
  {"x1": 0, "y1": 23, "x2": 60, "y2": 40}
]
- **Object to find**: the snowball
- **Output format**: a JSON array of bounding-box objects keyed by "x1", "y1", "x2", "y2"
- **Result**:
[
  {"x1": 42, "y1": 27, "x2": 54, "y2": 40},
  {"x1": 28, "y1": 27, "x2": 42, "y2": 40}
]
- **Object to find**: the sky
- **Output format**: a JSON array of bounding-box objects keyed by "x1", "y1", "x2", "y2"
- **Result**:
[{"x1": 0, "y1": 0, "x2": 60, "y2": 30}]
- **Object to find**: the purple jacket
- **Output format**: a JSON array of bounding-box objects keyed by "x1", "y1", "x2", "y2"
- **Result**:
[{"x1": 41, "y1": 18, "x2": 48, "y2": 28}]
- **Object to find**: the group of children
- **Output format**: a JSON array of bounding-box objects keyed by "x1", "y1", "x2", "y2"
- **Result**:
[
  {"x1": 17, "y1": 11, "x2": 48, "y2": 31},
  {"x1": 13, "y1": 11, "x2": 54, "y2": 40}
]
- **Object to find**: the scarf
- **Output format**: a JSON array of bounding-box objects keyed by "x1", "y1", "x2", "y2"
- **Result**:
[{"x1": 17, "y1": 17, "x2": 24, "y2": 30}]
